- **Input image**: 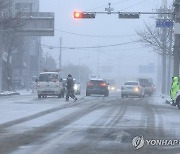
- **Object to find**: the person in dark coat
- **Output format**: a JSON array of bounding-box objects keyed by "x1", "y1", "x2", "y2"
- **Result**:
[{"x1": 66, "y1": 74, "x2": 77, "y2": 101}]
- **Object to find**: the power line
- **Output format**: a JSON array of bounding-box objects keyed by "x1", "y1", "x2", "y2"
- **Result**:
[
  {"x1": 55, "y1": 29, "x2": 136, "y2": 38},
  {"x1": 72, "y1": 46, "x2": 147, "y2": 52},
  {"x1": 120, "y1": 0, "x2": 149, "y2": 11},
  {"x1": 41, "y1": 40, "x2": 138, "y2": 50},
  {"x1": 84, "y1": 0, "x2": 130, "y2": 11}
]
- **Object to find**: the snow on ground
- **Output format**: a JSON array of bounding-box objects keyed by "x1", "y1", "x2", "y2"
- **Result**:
[
  {"x1": 0, "y1": 95, "x2": 83, "y2": 125},
  {"x1": 6, "y1": 107, "x2": 80, "y2": 134}
]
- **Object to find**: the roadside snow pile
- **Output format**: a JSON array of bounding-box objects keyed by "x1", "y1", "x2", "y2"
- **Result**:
[
  {"x1": 0, "y1": 91, "x2": 20, "y2": 96},
  {"x1": 153, "y1": 94, "x2": 171, "y2": 105}
]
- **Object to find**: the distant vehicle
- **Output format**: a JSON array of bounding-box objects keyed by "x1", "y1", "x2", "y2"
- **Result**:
[
  {"x1": 89, "y1": 74, "x2": 101, "y2": 80},
  {"x1": 73, "y1": 79, "x2": 81, "y2": 95},
  {"x1": 121, "y1": 81, "x2": 145, "y2": 98},
  {"x1": 63, "y1": 79, "x2": 81, "y2": 95},
  {"x1": 137, "y1": 78, "x2": 154, "y2": 96},
  {"x1": 106, "y1": 79, "x2": 116, "y2": 91},
  {"x1": 36, "y1": 72, "x2": 64, "y2": 98},
  {"x1": 86, "y1": 79, "x2": 109, "y2": 97}
]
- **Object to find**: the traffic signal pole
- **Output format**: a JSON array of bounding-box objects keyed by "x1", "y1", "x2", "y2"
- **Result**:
[
  {"x1": 0, "y1": 32, "x2": 3, "y2": 91},
  {"x1": 174, "y1": 0, "x2": 180, "y2": 77}
]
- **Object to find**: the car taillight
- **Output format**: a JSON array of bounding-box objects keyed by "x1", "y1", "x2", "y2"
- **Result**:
[
  {"x1": 87, "y1": 82, "x2": 93, "y2": 86},
  {"x1": 100, "y1": 83, "x2": 107, "y2": 87}
]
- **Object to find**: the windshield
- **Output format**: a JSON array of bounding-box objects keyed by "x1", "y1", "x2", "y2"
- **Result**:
[
  {"x1": 39, "y1": 74, "x2": 58, "y2": 82},
  {"x1": 124, "y1": 82, "x2": 138, "y2": 85}
]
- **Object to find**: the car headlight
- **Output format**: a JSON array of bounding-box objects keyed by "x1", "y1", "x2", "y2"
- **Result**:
[
  {"x1": 134, "y1": 87, "x2": 139, "y2": 92},
  {"x1": 111, "y1": 87, "x2": 115, "y2": 90},
  {"x1": 74, "y1": 85, "x2": 78, "y2": 90}
]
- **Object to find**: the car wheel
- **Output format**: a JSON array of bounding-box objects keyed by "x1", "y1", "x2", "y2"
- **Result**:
[
  {"x1": 61, "y1": 91, "x2": 64, "y2": 98},
  {"x1": 104, "y1": 93, "x2": 109, "y2": 97},
  {"x1": 58, "y1": 94, "x2": 62, "y2": 98},
  {"x1": 38, "y1": 94, "x2": 41, "y2": 98}
]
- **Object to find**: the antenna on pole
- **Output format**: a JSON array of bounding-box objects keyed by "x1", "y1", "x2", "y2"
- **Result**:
[{"x1": 105, "y1": 3, "x2": 114, "y2": 14}]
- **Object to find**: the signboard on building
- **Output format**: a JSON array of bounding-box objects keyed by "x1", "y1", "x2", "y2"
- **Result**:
[
  {"x1": 156, "y1": 19, "x2": 173, "y2": 28},
  {"x1": 138, "y1": 63, "x2": 155, "y2": 74},
  {"x1": 16, "y1": 12, "x2": 54, "y2": 36}
]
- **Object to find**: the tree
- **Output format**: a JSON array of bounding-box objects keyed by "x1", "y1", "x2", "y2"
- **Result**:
[
  {"x1": 136, "y1": 22, "x2": 173, "y2": 94},
  {"x1": 0, "y1": 1, "x2": 29, "y2": 90}
]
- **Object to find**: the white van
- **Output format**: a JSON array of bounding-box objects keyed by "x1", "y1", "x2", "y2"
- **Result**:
[{"x1": 36, "y1": 72, "x2": 64, "y2": 98}]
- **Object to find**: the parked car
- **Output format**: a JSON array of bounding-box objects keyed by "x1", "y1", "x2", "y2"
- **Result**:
[
  {"x1": 36, "y1": 72, "x2": 64, "y2": 98},
  {"x1": 121, "y1": 81, "x2": 145, "y2": 98},
  {"x1": 86, "y1": 79, "x2": 109, "y2": 97}
]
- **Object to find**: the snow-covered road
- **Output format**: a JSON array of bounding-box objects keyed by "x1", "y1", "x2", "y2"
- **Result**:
[{"x1": 0, "y1": 93, "x2": 180, "y2": 154}]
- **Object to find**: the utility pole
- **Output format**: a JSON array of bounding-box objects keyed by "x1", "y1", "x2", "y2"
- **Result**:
[
  {"x1": 0, "y1": 32, "x2": 3, "y2": 91},
  {"x1": 59, "y1": 37, "x2": 62, "y2": 71},
  {"x1": 167, "y1": 28, "x2": 173, "y2": 93},
  {"x1": 37, "y1": 37, "x2": 41, "y2": 75},
  {"x1": 174, "y1": 0, "x2": 180, "y2": 76},
  {"x1": 97, "y1": 50, "x2": 100, "y2": 76}
]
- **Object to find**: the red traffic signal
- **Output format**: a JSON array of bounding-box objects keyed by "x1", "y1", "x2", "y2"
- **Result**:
[
  {"x1": 74, "y1": 11, "x2": 83, "y2": 18},
  {"x1": 73, "y1": 11, "x2": 95, "y2": 19}
]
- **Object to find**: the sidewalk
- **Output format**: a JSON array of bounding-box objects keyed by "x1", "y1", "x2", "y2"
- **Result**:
[{"x1": 0, "y1": 89, "x2": 35, "y2": 96}]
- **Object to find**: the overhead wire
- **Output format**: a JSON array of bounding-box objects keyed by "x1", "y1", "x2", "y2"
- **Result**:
[
  {"x1": 84, "y1": 0, "x2": 131, "y2": 11},
  {"x1": 55, "y1": 29, "x2": 137, "y2": 38},
  {"x1": 41, "y1": 40, "x2": 139, "y2": 50},
  {"x1": 119, "y1": 0, "x2": 149, "y2": 11}
]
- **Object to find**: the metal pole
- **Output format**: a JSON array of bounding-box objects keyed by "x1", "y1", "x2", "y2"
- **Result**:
[
  {"x1": 59, "y1": 37, "x2": 62, "y2": 70},
  {"x1": 173, "y1": 0, "x2": 180, "y2": 76},
  {"x1": 37, "y1": 37, "x2": 41, "y2": 75},
  {"x1": 97, "y1": 51, "x2": 100, "y2": 76},
  {"x1": 0, "y1": 32, "x2": 3, "y2": 91},
  {"x1": 46, "y1": 52, "x2": 48, "y2": 69},
  {"x1": 167, "y1": 29, "x2": 173, "y2": 93},
  {"x1": 78, "y1": 59, "x2": 81, "y2": 82},
  {"x1": 161, "y1": 0, "x2": 168, "y2": 94}
]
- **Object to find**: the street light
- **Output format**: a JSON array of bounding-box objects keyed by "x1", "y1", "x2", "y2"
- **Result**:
[{"x1": 78, "y1": 56, "x2": 89, "y2": 82}]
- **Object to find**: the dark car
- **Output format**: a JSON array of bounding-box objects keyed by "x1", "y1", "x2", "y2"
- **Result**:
[{"x1": 86, "y1": 79, "x2": 109, "y2": 97}]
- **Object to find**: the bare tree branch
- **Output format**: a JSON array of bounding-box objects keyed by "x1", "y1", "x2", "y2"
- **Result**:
[{"x1": 136, "y1": 22, "x2": 173, "y2": 56}]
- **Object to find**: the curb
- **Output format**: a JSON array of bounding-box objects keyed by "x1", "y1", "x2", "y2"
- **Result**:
[
  {"x1": 165, "y1": 99, "x2": 171, "y2": 104},
  {"x1": 0, "y1": 92, "x2": 20, "y2": 96}
]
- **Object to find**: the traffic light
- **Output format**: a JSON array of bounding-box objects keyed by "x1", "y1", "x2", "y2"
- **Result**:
[
  {"x1": 73, "y1": 11, "x2": 95, "y2": 19},
  {"x1": 119, "y1": 13, "x2": 140, "y2": 19}
]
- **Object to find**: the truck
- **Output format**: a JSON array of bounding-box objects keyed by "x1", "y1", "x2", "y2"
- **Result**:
[{"x1": 137, "y1": 78, "x2": 155, "y2": 96}]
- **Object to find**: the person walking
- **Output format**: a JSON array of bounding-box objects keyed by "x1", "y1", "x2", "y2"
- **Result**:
[
  {"x1": 170, "y1": 76, "x2": 180, "y2": 106},
  {"x1": 66, "y1": 74, "x2": 77, "y2": 102}
]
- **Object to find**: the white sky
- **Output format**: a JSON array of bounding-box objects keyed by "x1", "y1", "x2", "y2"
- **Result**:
[{"x1": 39, "y1": 0, "x2": 173, "y2": 82}]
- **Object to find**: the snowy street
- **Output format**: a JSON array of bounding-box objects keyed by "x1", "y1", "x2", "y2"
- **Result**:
[{"x1": 0, "y1": 93, "x2": 180, "y2": 154}]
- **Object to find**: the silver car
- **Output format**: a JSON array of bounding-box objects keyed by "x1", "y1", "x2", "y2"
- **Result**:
[{"x1": 121, "y1": 81, "x2": 145, "y2": 98}]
